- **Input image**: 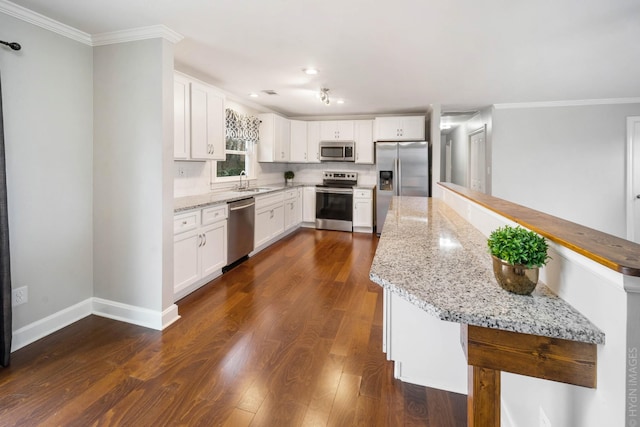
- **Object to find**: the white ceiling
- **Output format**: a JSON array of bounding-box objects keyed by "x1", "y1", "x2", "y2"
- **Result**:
[{"x1": 8, "y1": 0, "x2": 640, "y2": 117}]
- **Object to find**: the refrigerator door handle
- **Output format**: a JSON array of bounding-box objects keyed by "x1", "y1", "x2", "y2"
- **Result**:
[{"x1": 398, "y1": 158, "x2": 402, "y2": 195}]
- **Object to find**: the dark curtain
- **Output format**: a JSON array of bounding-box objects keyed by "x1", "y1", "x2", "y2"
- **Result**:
[{"x1": 0, "y1": 72, "x2": 12, "y2": 367}]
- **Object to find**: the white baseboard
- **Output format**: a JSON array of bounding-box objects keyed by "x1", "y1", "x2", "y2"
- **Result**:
[
  {"x1": 11, "y1": 297, "x2": 181, "y2": 353},
  {"x1": 11, "y1": 298, "x2": 93, "y2": 352},
  {"x1": 92, "y1": 298, "x2": 180, "y2": 331}
]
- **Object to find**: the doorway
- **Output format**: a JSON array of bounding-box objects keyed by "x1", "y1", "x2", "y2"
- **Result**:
[
  {"x1": 468, "y1": 126, "x2": 486, "y2": 192},
  {"x1": 627, "y1": 116, "x2": 640, "y2": 243}
]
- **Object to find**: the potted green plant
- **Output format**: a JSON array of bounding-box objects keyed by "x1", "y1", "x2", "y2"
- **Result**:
[
  {"x1": 284, "y1": 170, "x2": 294, "y2": 184},
  {"x1": 487, "y1": 225, "x2": 550, "y2": 295}
]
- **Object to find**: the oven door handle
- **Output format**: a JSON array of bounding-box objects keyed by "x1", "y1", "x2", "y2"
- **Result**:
[{"x1": 316, "y1": 187, "x2": 353, "y2": 195}]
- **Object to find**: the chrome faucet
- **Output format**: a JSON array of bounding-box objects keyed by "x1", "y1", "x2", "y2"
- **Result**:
[{"x1": 239, "y1": 170, "x2": 247, "y2": 189}]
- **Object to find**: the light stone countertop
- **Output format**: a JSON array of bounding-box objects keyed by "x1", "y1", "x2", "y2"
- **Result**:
[
  {"x1": 369, "y1": 196, "x2": 605, "y2": 345},
  {"x1": 174, "y1": 182, "x2": 313, "y2": 213},
  {"x1": 175, "y1": 181, "x2": 375, "y2": 213}
]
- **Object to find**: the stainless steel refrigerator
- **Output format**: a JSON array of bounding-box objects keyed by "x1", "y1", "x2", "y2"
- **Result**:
[{"x1": 376, "y1": 141, "x2": 429, "y2": 235}]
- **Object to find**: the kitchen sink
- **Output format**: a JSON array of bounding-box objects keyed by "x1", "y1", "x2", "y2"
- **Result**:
[{"x1": 234, "y1": 187, "x2": 276, "y2": 193}]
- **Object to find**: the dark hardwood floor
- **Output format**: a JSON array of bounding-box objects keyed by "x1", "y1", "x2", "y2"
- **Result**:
[{"x1": 0, "y1": 229, "x2": 467, "y2": 426}]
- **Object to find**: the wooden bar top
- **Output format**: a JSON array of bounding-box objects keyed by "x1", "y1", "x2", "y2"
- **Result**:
[{"x1": 439, "y1": 182, "x2": 640, "y2": 277}]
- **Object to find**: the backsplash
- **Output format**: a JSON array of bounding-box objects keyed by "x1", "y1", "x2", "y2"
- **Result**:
[{"x1": 174, "y1": 160, "x2": 376, "y2": 198}]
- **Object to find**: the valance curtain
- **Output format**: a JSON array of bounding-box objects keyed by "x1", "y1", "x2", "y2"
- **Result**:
[
  {"x1": 0, "y1": 71, "x2": 12, "y2": 367},
  {"x1": 225, "y1": 108, "x2": 260, "y2": 145}
]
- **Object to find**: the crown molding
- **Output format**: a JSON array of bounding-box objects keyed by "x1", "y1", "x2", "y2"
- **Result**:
[
  {"x1": 0, "y1": 0, "x2": 92, "y2": 45},
  {"x1": 0, "y1": 1, "x2": 183, "y2": 46},
  {"x1": 494, "y1": 98, "x2": 640, "y2": 110},
  {"x1": 91, "y1": 25, "x2": 183, "y2": 46}
]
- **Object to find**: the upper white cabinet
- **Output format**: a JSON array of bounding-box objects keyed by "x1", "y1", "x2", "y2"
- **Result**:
[
  {"x1": 258, "y1": 113, "x2": 291, "y2": 162},
  {"x1": 174, "y1": 73, "x2": 226, "y2": 161},
  {"x1": 354, "y1": 120, "x2": 375, "y2": 164},
  {"x1": 306, "y1": 122, "x2": 321, "y2": 163},
  {"x1": 174, "y1": 74, "x2": 191, "y2": 159},
  {"x1": 374, "y1": 116, "x2": 425, "y2": 141},
  {"x1": 320, "y1": 120, "x2": 354, "y2": 141},
  {"x1": 190, "y1": 82, "x2": 226, "y2": 160},
  {"x1": 289, "y1": 120, "x2": 308, "y2": 163}
]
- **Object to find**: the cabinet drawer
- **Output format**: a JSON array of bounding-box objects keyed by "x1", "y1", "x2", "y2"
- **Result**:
[
  {"x1": 174, "y1": 210, "x2": 201, "y2": 234},
  {"x1": 283, "y1": 189, "x2": 298, "y2": 200},
  {"x1": 354, "y1": 189, "x2": 372, "y2": 199},
  {"x1": 256, "y1": 192, "x2": 284, "y2": 210},
  {"x1": 202, "y1": 204, "x2": 228, "y2": 225}
]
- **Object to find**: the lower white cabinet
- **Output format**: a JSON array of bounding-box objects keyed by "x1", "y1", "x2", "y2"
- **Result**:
[
  {"x1": 173, "y1": 205, "x2": 227, "y2": 298},
  {"x1": 353, "y1": 188, "x2": 373, "y2": 233},
  {"x1": 302, "y1": 186, "x2": 316, "y2": 225},
  {"x1": 284, "y1": 188, "x2": 302, "y2": 231},
  {"x1": 255, "y1": 192, "x2": 285, "y2": 248}
]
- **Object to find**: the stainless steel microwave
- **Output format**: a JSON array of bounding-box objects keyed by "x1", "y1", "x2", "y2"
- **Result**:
[{"x1": 319, "y1": 141, "x2": 355, "y2": 162}]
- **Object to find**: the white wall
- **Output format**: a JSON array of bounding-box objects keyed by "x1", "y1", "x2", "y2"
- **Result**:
[
  {"x1": 93, "y1": 38, "x2": 175, "y2": 317},
  {"x1": 0, "y1": 13, "x2": 94, "y2": 329},
  {"x1": 492, "y1": 102, "x2": 640, "y2": 239}
]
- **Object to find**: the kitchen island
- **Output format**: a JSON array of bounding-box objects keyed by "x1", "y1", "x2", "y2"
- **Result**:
[{"x1": 369, "y1": 186, "x2": 638, "y2": 427}]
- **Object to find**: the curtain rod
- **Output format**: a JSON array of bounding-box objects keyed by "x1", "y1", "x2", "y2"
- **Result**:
[{"x1": 0, "y1": 40, "x2": 21, "y2": 51}]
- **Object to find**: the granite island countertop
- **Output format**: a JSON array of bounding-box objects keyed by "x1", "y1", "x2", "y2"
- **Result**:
[{"x1": 369, "y1": 196, "x2": 605, "y2": 345}]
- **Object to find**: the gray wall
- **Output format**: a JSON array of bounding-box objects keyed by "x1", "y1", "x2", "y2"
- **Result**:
[
  {"x1": 0, "y1": 13, "x2": 94, "y2": 328},
  {"x1": 93, "y1": 39, "x2": 174, "y2": 312},
  {"x1": 444, "y1": 107, "x2": 493, "y2": 194},
  {"x1": 492, "y1": 103, "x2": 640, "y2": 238}
]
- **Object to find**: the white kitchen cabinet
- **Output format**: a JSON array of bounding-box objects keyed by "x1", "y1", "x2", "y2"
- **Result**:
[
  {"x1": 174, "y1": 228, "x2": 200, "y2": 292},
  {"x1": 174, "y1": 74, "x2": 191, "y2": 159},
  {"x1": 190, "y1": 81, "x2": 226, "y2": 160},
  {"x1": 306, "y1": 122, "x2": 321, "y2": 163},
  {"x1": 320, "y1": 120, "x2": 354, "y2": 141},
  {"x1": 374, "y1": 116, "x2": 425, "y2": 141},
  {"x1": 302, "y1": 186, "x2": 316, "y2": 226},
  {"x1": 354, "y1": 120, "x2": 375, "y2": 164},
  {"x1": 255, "y1": 192, "x2": 285, "y2": 248},
  {"x1": 283, "y1": 189, "x2": 300, "y2": 231},
  {"x1": 290, "y1": 120, "x2": 308, "y2": 163},
  {"x1": 258, "y1": 113, "x2": 290, "y2": 162},
  {"x1": 173, "y1": 205, "x2": 227, "y2": 298},
  {"x1": 353, "y1": 188, "x2": 373, "y2": 233}
]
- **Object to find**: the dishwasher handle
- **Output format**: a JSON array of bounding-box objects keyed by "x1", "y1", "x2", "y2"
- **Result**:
[{"x1": 229, "y1": 198, "x2": 255, "y2": 211}]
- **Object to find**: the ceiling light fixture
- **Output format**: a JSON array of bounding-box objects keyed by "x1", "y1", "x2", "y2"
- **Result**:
[
  {"x1": 319, "y1": 88, "x2": 330, "y2": 105},
  {"x1": 249, "y1": 92, "x2": 258, "y2": 98},
  {"x1": 303, "y1": 68, "x2": 319, "y2": 75},
  {"x1": 337, "y1": 99, "x2": 344, "y2": 104}
]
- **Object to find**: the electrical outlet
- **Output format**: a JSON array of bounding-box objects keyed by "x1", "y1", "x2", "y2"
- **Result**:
[
  {"x1": 12, "y1": 286, "x2": 28, "y2": 307},
  {"x1": 540, "y1": 407, "x2": 551, "y2": 427},
  {"x1": 177, "y1": 166, "x2": 186, "y2": 177}
]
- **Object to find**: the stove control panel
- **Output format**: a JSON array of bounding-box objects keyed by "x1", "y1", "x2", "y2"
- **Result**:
[{"x1": 323, "y1": 171, "x2": 358, "y2": 181}]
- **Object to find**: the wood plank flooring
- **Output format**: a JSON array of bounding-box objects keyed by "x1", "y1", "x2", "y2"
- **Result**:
[{"x1": 0, "y1": 229, "x2": 467, "y2": 426}]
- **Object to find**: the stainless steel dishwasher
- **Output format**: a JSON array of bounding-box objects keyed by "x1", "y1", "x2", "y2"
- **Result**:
[{"x1": 225, "y1": 197, "x2": 255, "y2": 270}]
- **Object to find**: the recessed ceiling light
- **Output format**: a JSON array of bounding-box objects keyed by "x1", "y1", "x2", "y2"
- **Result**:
[
  {"x1": 337, "y1": 99, "x2": 345, "y2": 104},
  {"x1": 249, "y1": 92, "x2": 259, "y2": 98},
  {"x1": 303, "y1": 68, "x2": 319, "y2": 75}
]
